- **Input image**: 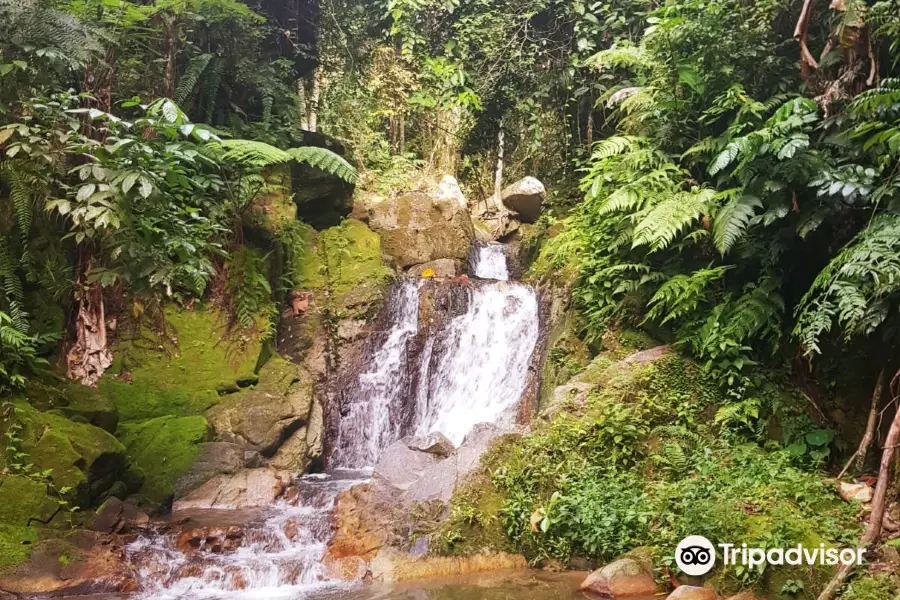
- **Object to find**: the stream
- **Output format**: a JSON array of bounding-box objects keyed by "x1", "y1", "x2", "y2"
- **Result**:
[{"x1": 121, "y1": 242, "x2": 549, "y2": 599}]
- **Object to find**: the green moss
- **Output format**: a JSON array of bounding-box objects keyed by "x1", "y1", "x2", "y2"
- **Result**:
[
  {"x1": 288, "y1": 221, "x2": 327, "y2": 290},
  {"x1": 248, "y1": 164, "x2": 297, "y2": 234},
  {"x1": 118, "y1": 415, "x2": 210, "y2": 502},
  {"x1": 18, "y1": 379, "x2": 118, "y2": 432},
  {"x1": 0, "y1": 523, "x2": 39, "y2": 571},
  {"x1": 437, "y1": 349, "x2": 859, "y2": 600},
  {"x1": 0, "y1": 476, "x2": 59, "y2": 526},
  {"x1": 2, "y1": 403, "x2": 126, "y2": 505},
  {"x1": 99, "y1": 305, "x2": 261, "y2": 423},
  {"x1": 319, "y1": 218, "x2": 394, "y2": 318}
]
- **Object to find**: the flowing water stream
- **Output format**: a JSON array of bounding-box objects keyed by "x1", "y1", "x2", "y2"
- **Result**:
[{"x1": 125, "y1": 244, "x2": 541, "y2": 599}]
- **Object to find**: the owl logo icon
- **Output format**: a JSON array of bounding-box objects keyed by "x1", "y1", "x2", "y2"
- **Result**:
[{"x1": 675, "y1": 536, "x2": 716, "y2": 576}]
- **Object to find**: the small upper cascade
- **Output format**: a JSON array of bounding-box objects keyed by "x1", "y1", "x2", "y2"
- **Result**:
[{"x1": 472, "y1": 242, "x2": 509, "y2": 280}]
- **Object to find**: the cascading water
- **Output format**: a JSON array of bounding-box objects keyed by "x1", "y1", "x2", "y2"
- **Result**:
[
  {"x1": 127, "y1": 470, "x2": 370, "y2": 599},
  {"x1": 125, "y1": 243, "x2": 540, "y2": 599},
  {"x1": 471, "y1": 242, "x2": 509, "y2": 280}
]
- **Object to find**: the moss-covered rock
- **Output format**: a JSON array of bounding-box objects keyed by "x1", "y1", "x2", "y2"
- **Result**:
[
  {"x1": 98, "y1": 305, "x2": 261, "y2": 423},
  {"x1": 118, "y1": 415, "x2": 210, "y2": 503},
  {"x1": 2, "y1": 404, "x2": 126, "y2": 506},
  {"x1": 319, "y1": 218, "x2": 394, "y2": 318},
  {"x1": 19, "y1": 380, "x2": 118, "y2": 433},
  {"x1": 248, "y1": 164, "x2": 297, "y2": 234},
  {"x1": 0, "y1": 476, "x2": 60, "y2": 526},
  {"x1": 0, "y1": 523, "x2": 39, "y2": 571}
]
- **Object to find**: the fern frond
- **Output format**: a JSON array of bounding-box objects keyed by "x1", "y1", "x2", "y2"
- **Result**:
[
  {"x1": 285, "y1": 147, "x2": 358, "y2": 184},
  {"x1": 712, "y1": 191, "x2": 762, "y2": 255},
  {"x1": 632, "y1": 187, "x2": 715, "y2": 251},
  {"x1": 175, "y1": 53, "x2": 213, "y2": 105}
]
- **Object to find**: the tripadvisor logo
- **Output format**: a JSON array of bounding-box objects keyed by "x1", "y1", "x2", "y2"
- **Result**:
[{"x1": 675, "y1": 536, "x2": 866, "y2": 576}]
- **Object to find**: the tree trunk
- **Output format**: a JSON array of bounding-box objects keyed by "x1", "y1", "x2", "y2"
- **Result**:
[
  {"x1": 839, "y1": 368, "x2": 888, "y2": 477},
  {"x1": 399, "y1": 112, "x2": 406, "y2": 155},
  {"x1": 492, "y1": 122, "x2": 505, "y2": 212},
  {"x1": 308, "y1": 68, "x2": 322, "y2": 133},
  {"x1": 66, "y1": 280, "x2": 112, "y2": 387},
  {"x1": 297, "y1": 78, "x2": 309, "y2": 131},
  {"x1": 857, "y1": 368, "x2": 887, "y2": 471},
  {"x1": 817, "y1": 369, "x2": 900, "y2": 600},
  {"x1": 163, "y1": 13, "x2": 180, "y2": 99}
]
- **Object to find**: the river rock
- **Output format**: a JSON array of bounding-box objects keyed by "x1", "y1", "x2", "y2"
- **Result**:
[
  {"x1": 406, "y1": 259, "x2": 464, "y2": 278},
  {"x1": 668, "y1": 586, "x2": 718, "y2": 600},
  {"x1": 208, "y1": 358, "x2": 314, "y2": 455},
  {"x1": 91, "y1": 497, "x2": 149, "y2": 534},
  {"x1": 500, "y1": 177, "x2": 545, "y2": 223},
  {"x1": 0, "y1": 531, "x2": 137, "y2": 596},
  {"x1": 373, "y1": 438, "x2": 442, "y2": 492},
  {"x1": 368, "y1": 192, "x2": 474, "y2": 267},
  {"x1": 173, "y1": 468, "x2": 292, "y2": 511},
  {"x1": 579, "y1": 547, "x2": 658, "y2": 598},
  {"x1": 175, "y1": 525, "x2": 244, "y2": 554}
]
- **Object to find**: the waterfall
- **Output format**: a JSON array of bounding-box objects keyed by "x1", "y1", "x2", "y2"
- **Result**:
[
  {"x1": 125, "y1": 243, "x2": 540, "y2": 598},
  {"x1": 472, "y1": 242, "x2": 509, "y2": 280},
  {"x1": 412, "y1": 283, "x2": 538, "y2": 445},
  {"x1": 331, "y1": 281, "x2": 421, "y2": 468}
]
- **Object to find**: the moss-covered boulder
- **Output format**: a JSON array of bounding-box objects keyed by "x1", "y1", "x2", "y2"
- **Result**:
[
  {"x1": 98, "y1": 305, "x2": 261, "y2": 423},
  {"x1": 1, "y1": 403, "x2": 126, "y2": 507},
  {"x1": 0, "y1": 523, "x2": 39, "y2": 571},
  {"x1": 319, "y1": 219, "x2": 394, "y2": 318},
  {"x1": 0, "y1": 476, "x2": 60, "y2": 526},
  {"x1": 20, "y1": 380, "x2": 118, "y2": 433},
  {"x1": 248, "y1": 164, "x2": 297, "y2": 234},
  {"x1": 118, "y1": 415, "x2": 210, "y2": 503}
]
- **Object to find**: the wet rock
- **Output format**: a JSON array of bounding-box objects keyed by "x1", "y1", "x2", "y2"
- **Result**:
[
  {"x1": 0, "y1": 531, "x2": 137, "y2": 596},
  {"x1": 500, "y1": 177, "x2": 545, "y2": 223},
  {"x1": 368, "y1": 192, "x2": 475, "y2": 267},
  {"x1": 407, "y1": 432, "x2": 456, "y2": 457},
  {"x1": 579, "y1": 548, "x2": 658, "y2": 599},
  {"x1": 325, "y1": 555, "x2": 370, "y2": 581},
  {"x1": 91, "y1": 497, "x2": 149, "y2": 534},
  {"x1": 406, "y1": 259, "x2": 464, "y2": 278},
  {"x1": 839, "y1": 481, "x2": 874, "y2": 503},
  {"x1": 668, "y1": 586, "x2": 718, "y2": 600},
  {"x1": 374, "y1": 439, "x2": 442, "y2": 492},
  {"x1": 268, "y1": 426, "x2": 309, "y2": 472},
  {"x1": 175, "y1": 526, "x2": 244, "y2": 554},
  {"x1": 173, "y1": 468, "x2": 292, "y2": 511},
  {"x1": 173, "y1": 442, "x2": 252, "y2": 498},
  {"x1": 337, "y1": 319, "x2": 368, "y2": 342}
]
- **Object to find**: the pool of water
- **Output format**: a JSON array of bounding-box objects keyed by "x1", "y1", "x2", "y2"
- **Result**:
[{"x1": 307, "y1": 571, "x2": 588, "y2": 600}]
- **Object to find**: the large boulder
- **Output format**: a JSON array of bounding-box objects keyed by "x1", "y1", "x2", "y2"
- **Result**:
[
  {"x1": 208, "y1": 357, "x2": 315, "y2": 455},
  {"x1": 500, "y1": 177, "x2": 545, "y2": 223},
  {"x1": 118, "y1": 415, "x2": 210, "y2": 504},
  {"x1": 368, "y1": 192, "x2": 475, "y2": 268},
  {"x1": 579, "y1": 548, "x2": 659, "y2": 599},
  {"x1": 2, "y1": 403, "x2": 127, "y2": 508}
]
